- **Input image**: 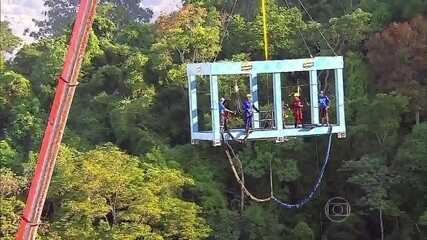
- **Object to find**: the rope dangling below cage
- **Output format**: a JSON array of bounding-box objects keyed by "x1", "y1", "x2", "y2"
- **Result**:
[
  {"x1": 222, "y1": 125, "x2": 333, "y2": 208},
  {"x1": 223, "y1": 138, "x2": 272, "y2": 202}
]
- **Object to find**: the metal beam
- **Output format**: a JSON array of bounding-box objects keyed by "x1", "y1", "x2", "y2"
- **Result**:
[
  {"x1": 250, "y1": 73, "x2": 260, "y2": 128},
  {"x1": 187, "y1": 57, "x2": 344, "y2": 75},
  {"x1": 273, "y1": 73, "x2": 283, "y2": 130},
  {"x1": 335, "y1": 69, "x2": 346, "y2": 129},
  {"x1": 310, "y1": 70, "x2": 319, "y2": 124},
  {"x1": 16, "y1": 1, "x2": 98, "y2": 239},
  {"x1": 221, "y1": 125, "x2": 346, "y2": 140},
  {"x1": 210, "y1": 75, "x2": 221, "y2": 145},
  {"x1": 188, "y1": 75, "x2": 198, "y2": 142}
]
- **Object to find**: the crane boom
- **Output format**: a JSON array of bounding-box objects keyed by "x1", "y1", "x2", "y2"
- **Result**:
[{"x1": 16, "y1": 1, "x2": 98, "y2": 239}]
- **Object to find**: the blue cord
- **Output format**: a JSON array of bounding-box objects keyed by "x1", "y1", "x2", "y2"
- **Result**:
[{"x1": 271, "y1": 126, "x2": 333, "y2": 208}]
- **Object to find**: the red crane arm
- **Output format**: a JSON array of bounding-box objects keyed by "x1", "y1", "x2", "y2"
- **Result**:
[{"x1": 16, "y1": 1, "x2": 98, "y2": 239}]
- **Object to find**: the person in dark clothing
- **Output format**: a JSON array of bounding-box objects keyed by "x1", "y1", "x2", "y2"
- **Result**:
[
  {"x1": 220, "y1": 97, "x2": 234, "y2": 132},
  {"x1": 242, "y1": 94, "x2": 259, "y2": 135}
]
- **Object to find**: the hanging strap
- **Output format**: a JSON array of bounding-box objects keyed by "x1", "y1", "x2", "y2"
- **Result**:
[{"x1": 232, "y1": 92, "x2": 243, "y2": 115}]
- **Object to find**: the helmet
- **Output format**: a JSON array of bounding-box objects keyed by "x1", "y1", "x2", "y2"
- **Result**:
[
  {"x1": 246, "y1": 94, "x2": 252, "y2": 98},
  {"x1": 293, "y1": 93, "x2": 300, "y2": 97},
  {"x1": 220, "y1": 97, "x2": 225, "y2": 102}
]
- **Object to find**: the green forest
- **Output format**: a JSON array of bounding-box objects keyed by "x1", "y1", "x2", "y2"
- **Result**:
[{"x1": 1, "y1": 0, "x2": 427, "y2": 239}]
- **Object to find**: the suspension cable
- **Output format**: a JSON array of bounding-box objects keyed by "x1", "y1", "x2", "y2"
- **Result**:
[
  {"x1": 282, "y1": 0, "x2": 313, "y2": 57},
  {"x1": 214, "y1": 0, "x2": 239, "y2": 62},
  {"x1": 295, "y1": 0, "x2": 337, "y2": 56}
]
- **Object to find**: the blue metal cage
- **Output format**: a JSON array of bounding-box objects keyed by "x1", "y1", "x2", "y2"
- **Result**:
[{"x1": 187, "y1": 56, "x2": 346, "y2": 146}]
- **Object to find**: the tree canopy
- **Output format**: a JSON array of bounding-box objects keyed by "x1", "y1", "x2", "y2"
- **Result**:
[{"x1": 1, "y1": 1, "x2": 427, "y2": 239}]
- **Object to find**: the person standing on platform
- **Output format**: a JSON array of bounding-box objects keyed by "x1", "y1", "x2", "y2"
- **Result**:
[
  {"x1": 242, "y1": 94, "x2": 259, "y2": 136},
  {"x1": 220, "y1": 97, "x2": 234, "y2": 132},
  {"x1": 319, "y1": 90, "x2": 330, "y2": 125},
  {"x1": 291, "y1": 93, "x2": 304, "y2": 128}
]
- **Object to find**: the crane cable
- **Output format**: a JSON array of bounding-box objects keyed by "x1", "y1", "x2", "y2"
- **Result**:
[
  {"x1": 294, "y1": 0, "x2": 337, "y2": 56},
  {"x1": 281, "y1": 0, "x2": 312, "y2": 57},
  {"x1": 222, "y1": 125, "x2": 333, "y2": 208},
  {"x1": 214, "y1": 0, "x2": 239, "y2": 62},
  {"x1": 261, "y1": 0, "x2": 269, "y2": 60}
]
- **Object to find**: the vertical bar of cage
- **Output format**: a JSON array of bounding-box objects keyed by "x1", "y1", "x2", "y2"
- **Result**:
[
  {"x1": 210, "y1": 75, "x2": 221, "y2": 145},
  {"x1": 250, "y1": 73, "x2": 260, "y2": 128},
  {"x1": 310, "y1": 70, "x2": 320, "y2": 125},
  {"x1": 188, "y1": 74, "x2": 199, "y2": 143},
  {"x1": 335, "y1": 69, "x2": 346, "y2": 130},
  {"x1": 273, "y1": 73, "x2": 283, "y2": 130}
]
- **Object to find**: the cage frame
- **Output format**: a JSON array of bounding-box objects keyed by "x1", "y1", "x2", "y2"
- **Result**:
[{"x1": 187, "y1": 56, "x2": 346, "y2": 146}]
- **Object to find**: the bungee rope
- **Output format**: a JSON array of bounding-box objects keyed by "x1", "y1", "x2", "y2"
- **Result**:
[
  {"x1": 222, "y1": 125, "x2": 333, "y2": 208},
  {"x1": 271, "y1": 125, "x2": 333, "y2": 208},
  {"x1": 223, "y1": 139, "x2": 272, "y2": 202}
]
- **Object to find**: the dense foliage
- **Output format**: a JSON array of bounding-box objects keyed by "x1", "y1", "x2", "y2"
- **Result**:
[{"x1": 1, "y1": 0, "x2": 426, "y2": 239}]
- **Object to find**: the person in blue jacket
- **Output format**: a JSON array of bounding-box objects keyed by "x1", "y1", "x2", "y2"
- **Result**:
[
  {"x1": 242, "y1": 94, "x2": 259, "y2": 135},
  {"x1": 319, "y1": 90, "x2": 330, "y2": 125}
]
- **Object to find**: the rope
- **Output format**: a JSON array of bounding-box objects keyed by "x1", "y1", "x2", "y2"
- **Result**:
[
  {"x1": 223, "y1": 138, "x2": 272, "y2": 202},
  {"x1": 282, "y1": 0, "x2": 313, "y2": 57},
  {"x1": 271, "y1": 125, "x2": 333, "y2": 208},
  {"x1": 295, "y1": 0, "x2": 337, "y2": 56},
  {"x1": 240, "y1": 157, "x2": 245, "y2": 212},
  {"x1": 261, "y1": 0, "x2": 269, "y2": 60},
  {"x1": 232, "y1": 92, "x2": 243, "y2": 115},
  {"x1": 269, "y1": 158, "x2": 274, "y2": 196},
  {"x1": 222, "y1": 125, "x2": 333, "y2": 208},
  {"x1": 214, "y1": 0, "x2": 239, "y2": 62}
]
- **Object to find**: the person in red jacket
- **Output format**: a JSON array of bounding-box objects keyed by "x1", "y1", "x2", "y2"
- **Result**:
[{"x1": 291, "y1": 93, "x2": 304, "y2": 128}]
